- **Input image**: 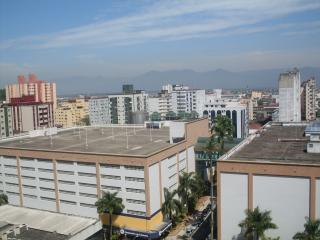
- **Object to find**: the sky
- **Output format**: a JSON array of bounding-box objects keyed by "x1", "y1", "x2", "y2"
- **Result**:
[{"x1": 0, "y1": 0, "x2": 320, "y2": 93}]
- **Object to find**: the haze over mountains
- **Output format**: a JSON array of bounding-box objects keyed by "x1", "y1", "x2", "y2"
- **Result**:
[{"x1": 57, "y1": 66, "x2": 320, "y2": 95}]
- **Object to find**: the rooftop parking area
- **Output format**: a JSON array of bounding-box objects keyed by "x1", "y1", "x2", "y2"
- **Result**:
[
  {"x1": 0, "y1": 126, "x2": 172, "y2": 156},
  {"x1": 230, "y1": 124, "x2": 320, "y2": 164}
]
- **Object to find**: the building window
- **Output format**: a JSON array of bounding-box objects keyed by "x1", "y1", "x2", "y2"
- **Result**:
[
  {"x1": 60, "y1": 200, "x2": 76, "y2": 205},
  {"x1": 57, "y1": 170, "x2": 74, "y2": 175},
  {"x1": 125, "y1": 177, "x2": 144, "y2": 182},
  {"x1": 58, "y1": 180, "x2": 74, "y2": 185},
  {"x1": 78, "y1": 172, "x2": 96, "y2": 177},
  {"x1": 79, "y1": 192, "x2": 97, "y2": 198},
  {"x1": 59, "y1": 190, "x2": 76, "y2": 195},
  {"x1": 126, "y1": 188, "x2": 145, "y2": 194},
  {"x1": 127, "y1": 199, "x2": 146, "y2": 205},
  {"x1": 101, "y1": 185, "x2": 121, "y2": 191},
  {"x1": 124, "y1": 166, "x2": 144, "y2": 171},
  {"x1": 40, "y1": 196, "x2": 56, "y2": 202},
  {"x1": 127, "y1": 210, "x2": 146, "y2": 216},
  {"x1": 101, "y1": 174, "x2": 121, "y2": 180},
  {"x1": 79, "y1": 182, "x2": 97, "y2": 188}
]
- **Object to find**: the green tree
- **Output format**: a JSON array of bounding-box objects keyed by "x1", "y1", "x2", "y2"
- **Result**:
[
  {"x1": 190, "y1": 111, "x2": 199, "y2": 119},
  {"x1": 80, "y1": 115, "x2": 90, "y2": 126},
  {"x1": 239, "y1": 207, "x2": 277, "y2": 240},
  {"x1": 150, "y1": 112, "x2": 161, "y2": 121},
  {"x1": 161, "y1": 188, "x2": 182, "y2": 225},
  {"x1": 95, "y1": 191, "x2": 124, "y2": 240},
  {"x1": 211, "y1": 115, "x2": 233, "y2": 154},
  {"x1": 293, "y1": 217, "x2": 320, "y2": 240},
  {"x1": 0, "y1": 89, "x2": 5, "y2": 102},
  {"x1": 166, "y1": 111, "x2": 177, "y2": 120},
  {"x1": 177, "y1": 172, "x2": 199, "y2": 213},
  {"x1": 0, "y1": 194, "x2": 8, "y2": 206}
]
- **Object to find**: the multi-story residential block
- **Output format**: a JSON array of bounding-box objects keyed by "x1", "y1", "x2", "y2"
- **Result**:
[
  {"x1": 89, "y1": 92, "x2": 148, "y2": 125},
  {"x1": 217, "y1": 122, "x2": 320, "y2": 239},
  {"x1": 0, "y1": 118, "x2": 209, "y2": 239},
  {"x1": 9, "y1": 96, "x2": 54, "y2": 133},
  {"x1": 149, "y1": 91, "x2": 172, "y2": 118},
  {"x1": 203, "y1": 99, "x2": 248, "y2": 138},
  {"x1": 55, "y1": 98, "x2": 89, "y2": 128},
  {"x1": 171, "y1": 85, "x2": 205, "y2": 117},
  {"x1": 301, "y1": 77, "x2": 316, "y2": 121},
  {"x1": 278, "y1": 68, "x2": 301, "y2": 122},
  {"x1": 0, "y1": 105, "x2": 13, "y2": 139},
  {"x1": 5, "y1": 74, "x2": 57, "y2": 110}
]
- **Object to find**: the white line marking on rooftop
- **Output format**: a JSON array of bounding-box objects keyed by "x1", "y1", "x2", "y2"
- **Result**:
[{"x1": 131, "y1": 146, "x2": 142, "y2": 150}]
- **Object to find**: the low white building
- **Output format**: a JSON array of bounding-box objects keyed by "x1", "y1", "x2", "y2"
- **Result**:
[{"x1": 203, "y1": 99, "x2": 248, "y2": 138}]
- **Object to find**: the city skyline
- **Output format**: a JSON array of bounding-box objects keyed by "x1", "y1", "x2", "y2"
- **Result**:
[{"x1": 1, "y1": 0, "x2": 320, "y2": 93}]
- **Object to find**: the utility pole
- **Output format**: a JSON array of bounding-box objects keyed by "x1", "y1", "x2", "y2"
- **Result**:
[{"x1": 209, "y1": 151, "x2": 214, "y2": 240}]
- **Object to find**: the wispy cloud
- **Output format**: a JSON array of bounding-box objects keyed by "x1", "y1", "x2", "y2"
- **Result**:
[{"x1": 1, "y1": 0, "x2": 320, "y2": 49}]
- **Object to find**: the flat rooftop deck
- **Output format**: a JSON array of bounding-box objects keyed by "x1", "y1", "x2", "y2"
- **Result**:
[
  {"x1": 0, "y1": 205, "x2": 97, "y2": 237},
  {"x1": 0, "y1": 126, "x2": 172, "y2": 156},
  {"x1": 230, "y1": 124, "x2": 320, "y2": 164}
]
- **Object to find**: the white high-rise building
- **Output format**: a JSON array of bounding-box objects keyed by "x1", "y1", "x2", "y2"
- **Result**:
[
  {"x1": 278, "y1": 68, "x2": 301, "y2": 122},
  {"x1": 171, "y1": 85, "x2": 205, "y2": 117},
  {"x1": 301, "y1": 77, "x2": 316, "y2": 121},
  {"x1": 149, "y1": 92, "x2": 172, "y2": 118},
  {"x1": 89, "y1": 92, "x2": 148, "y2": 125}
]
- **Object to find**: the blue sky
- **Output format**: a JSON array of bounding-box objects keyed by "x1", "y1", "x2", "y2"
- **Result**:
[{"x1": 0, "y1": 0, "x2": 320, "y2": 91}]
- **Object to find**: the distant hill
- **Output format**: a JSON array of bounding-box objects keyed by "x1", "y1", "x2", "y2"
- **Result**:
[
  {"x1": 55, "y1": 66, "x2": 320, "y2": 95},
  {"x1": 132, "y1": 67, "x2": 320, "y2": 91}
]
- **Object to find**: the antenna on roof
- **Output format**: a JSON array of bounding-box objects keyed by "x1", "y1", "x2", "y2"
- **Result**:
[
  {"x1": 150, "y1": 123, "x2": 153, "y2": 142},
  {"x1": 111, "y1": 124, "x2": 114, "y2": 140},
  {"x1": 78, "y1": 126, "x2": 81, "y2": 140},
  {"x1": 50, "y1": 134, "x2": 53, "y2": 147},
  {"x1": 85, "y1": 128, "x2": 88, "y2": 148},
  {"x1": 126, "y1": 126, "x2": 129, "y2": 149}
]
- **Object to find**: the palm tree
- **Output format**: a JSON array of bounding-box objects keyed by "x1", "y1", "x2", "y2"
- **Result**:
[
  {"x1": 0, "y1": 194, "x2": 8, "y2": 206},
  {"x1": 239, "y1": 207, "x2": 277, "y2": 240},
  {"x1": 177, "y1": 172, "x2": 198, "y2": 213},
  {"x1": 293, "y1": 217, "x2": 320, "y2": 240},
  {"x1": 161, "y1": 188, "x2": 182, "y2": 225},
  {"x1": 211, "y1": 115, "x2": 233, "y2": 154},
  {"x1": 95, "y1": 191, "x2": 124, "y2": 240}
]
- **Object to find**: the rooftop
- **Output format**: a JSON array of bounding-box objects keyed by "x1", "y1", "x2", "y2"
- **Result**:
[
  {"x1": 0, "y1": 205, "x2": 98, "y2": 239},
  {"x1": 226, "y1": 123, "x2": 320, "y2": 164},
  {"x1": 0, "y1": 126, "x2": 172, "y2": 156}
]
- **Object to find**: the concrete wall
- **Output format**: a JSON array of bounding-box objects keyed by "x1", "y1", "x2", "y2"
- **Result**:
[
  {"x1": 148, "y1": 163, "x2": 160, "y2": 215},
  {"x1": 317, "y1": 179, "x2": 320, "y2": 219},
  {"x1": 253, "y1": 176, "x2": 309, "y2": 239},
  {"x1": 221, "y1": 173, "x2": 248, "y2": 240}
]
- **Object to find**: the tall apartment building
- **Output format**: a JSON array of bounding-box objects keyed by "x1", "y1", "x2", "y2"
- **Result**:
[
  {"x1": 203, "y1": 99, "x2": 248, "y2": 138},
  {"x1": 9, "y1": 97, "x2": 54, "y2": 133},
  {"x1": 171, "y1": 85, "x2": 205, "y2": 117},
  {"x1": 301, "y1": 77, "x2": 316, "y2": 121},
  {"x1": 149, "y1": 91, "x2": 172, "y2": 118},
  {"x1": 0, "y1": 105, "x2": 13, "y2": 139},
  {"x1": 278, "y1": 68, "x2": 301, "y2": 122},
  {"x1": 89, "y1": 91, "x2": 148, "y2": 125},
  {"x1": 217, "y1": 122, "x2": 320, "y2": 239},
  {"x1": 55, "y1": 98, "x2": 89, "y2": 128},
  {"x1": 5, "y1": 74, "x2": 57, "y2": 110},
  {"x1": 0, "y1": 118, "x2": 209, "y2": 239}
]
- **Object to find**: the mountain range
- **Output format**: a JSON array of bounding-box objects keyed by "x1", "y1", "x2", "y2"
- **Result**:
[{"x1": 58, "y1": 66, "x2": 320, "y2": 95}]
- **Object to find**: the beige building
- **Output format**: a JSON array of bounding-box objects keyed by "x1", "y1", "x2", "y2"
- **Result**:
[
  {"x1": 0, "y1": 118, "x2": 209, "y2": 239},
  {"x1": 5, "y1": 74, "x2": 57, "y2": 110},
  {"x1": 301, "y1": 77, "x2": 316, "y2": 121},
  {"x1": 55, "y1": 98, "x2": 89, "y2": 128},
  {"x1": 217, "y1": 122, "x2": 320, "y2": 239}
]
